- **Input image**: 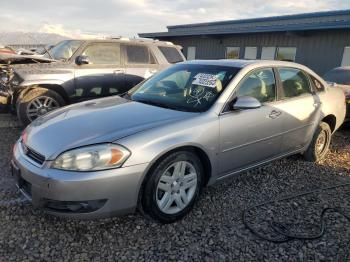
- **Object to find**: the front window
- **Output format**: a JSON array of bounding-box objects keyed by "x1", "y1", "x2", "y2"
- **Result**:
[
  {"x1": 82, "y1": 43, "x2": 121, "y2": 65},
  {"x1": 44, "y1": 40, "x2": 82, "y2": 60},
  {"x1": 128, "y1": 64, "x2": 240, "y2": 112},
  {"x1": 236, "y1": 68, "x2": 276, "y2": 103}
]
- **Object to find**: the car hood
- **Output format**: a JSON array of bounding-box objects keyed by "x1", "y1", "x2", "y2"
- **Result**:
[
  {"x1": 0, "y1": 53, "x2": 56, "y2": 65},
  {"x1": 12, "y1": 61, "x2": 72, "y2": 77},
  {"x1": 24, "y1": 96, "x2": 194, "y2": 160}
]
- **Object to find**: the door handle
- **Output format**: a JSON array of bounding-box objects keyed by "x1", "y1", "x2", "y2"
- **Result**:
[
  {"x1": 114, "y1": 70, "x2": 123, "y2": 74},
  {"x1": 269, "y1": 110, "x2": 282, "y2": 119},
  {"x1": 149, "y1": 69, "x2": 157, "y2": 74}
]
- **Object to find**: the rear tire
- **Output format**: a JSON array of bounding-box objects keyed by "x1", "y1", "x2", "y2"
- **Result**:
[
  {"x1": 303, "y1": 122, "x2": 332, "y2": 162},
  {"x1": 17, "y1": 87, "x2": 65, "y2": 126},
  {"x1": 141, "y1": 151, "x2": 203, "y2": 223}
]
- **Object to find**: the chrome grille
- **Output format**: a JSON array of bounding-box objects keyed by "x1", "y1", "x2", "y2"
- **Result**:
[{"x1": 22, "y1": 142, "x2": 45, "y2": 165}]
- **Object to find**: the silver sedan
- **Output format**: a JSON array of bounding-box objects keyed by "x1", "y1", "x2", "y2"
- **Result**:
[{"x1": 12, "y1": 60, "x2": 346, "y2": 223}]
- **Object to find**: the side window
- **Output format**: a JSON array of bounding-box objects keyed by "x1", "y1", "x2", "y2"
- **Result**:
[
  {"x1": 310, "y1": 75, "x2": 325, "y2": 92},
  {"x1": 126, "y1": 45, "x2": 156, "y2": 64},
  {"x1": 82, "y1": 43, "x2": 120, "y2": 65},
  {"x1": 158, "y1": 46, "x2": 184, "y2": 63},
  {"x1": 278, "y1": 68, "x2": 311, "y2": 98},
  {"x1": 236, "y1": 68, "x2": 276, "y2": 103}
]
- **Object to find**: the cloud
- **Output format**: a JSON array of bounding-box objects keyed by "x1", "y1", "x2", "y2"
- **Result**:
[
  {"x1": 39, "y1": 24, "x2": 106, "y2": 39},
  {"x1": 0, "y1": 0, "x2": 349, "y2": 37}
]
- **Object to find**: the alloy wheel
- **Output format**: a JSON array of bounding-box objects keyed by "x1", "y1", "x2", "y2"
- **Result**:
[
  {"x1": 316, "y1": 130, "x2": 327, "y2": 154},
  {"x1": 156, "y1": 161, "x2": 198, "y2": 214},
  {"x1": 26, "y1": 96, "x2": 60, "y2": 121}
]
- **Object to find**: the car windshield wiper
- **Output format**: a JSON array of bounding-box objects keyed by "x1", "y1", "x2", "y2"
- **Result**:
[
  {"x1": 121, "y1": 92, "x2": 131, "y2": 100},
  {"x1": 134, "y1": 98, "x2": 183, "y2": 111}
]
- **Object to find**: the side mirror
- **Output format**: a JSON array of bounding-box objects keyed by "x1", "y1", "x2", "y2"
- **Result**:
[
  {"x1": 76, "y1": 55, "x2": 90, "y2": 65},
  {"x1": 232, "y1": 96, "x2": 262, "y2": 110}
]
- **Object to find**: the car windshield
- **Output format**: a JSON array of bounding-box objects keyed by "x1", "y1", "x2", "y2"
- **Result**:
[
  {"x1": 44, "y1": 40, "x2": 82, "y2": 60},
  {"x1": 128, "y1": 64, "x2": 240, "y2": 112},
  {"x1": 324, "y1": 69, "x2": 350, "y2": 85}
]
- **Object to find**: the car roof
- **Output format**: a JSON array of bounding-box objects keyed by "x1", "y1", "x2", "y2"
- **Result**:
[
  {"x1": 71, "y1": 38, "x2": 180, "y2": 48},
  {"x1": 181, "y1": 59, "x2": 307, "y2": 69}
]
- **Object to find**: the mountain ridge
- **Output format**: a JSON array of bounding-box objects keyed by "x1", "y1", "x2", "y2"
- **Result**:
[{"x1": 0, "y1": 32, "x2": 69, "y2": 46}]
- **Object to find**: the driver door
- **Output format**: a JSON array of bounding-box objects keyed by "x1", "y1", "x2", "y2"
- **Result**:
[{"x1": 219, "y1": 68, "x2": 284, "y2": 175}]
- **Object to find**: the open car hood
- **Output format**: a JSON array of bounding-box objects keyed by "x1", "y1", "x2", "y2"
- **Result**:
[{"x1": 0, "y1": 53, "x2": 56, "y2": 65}]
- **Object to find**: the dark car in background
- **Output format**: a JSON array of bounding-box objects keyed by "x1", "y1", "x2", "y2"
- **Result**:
[
  {"x1": 2, "y1": 38, "x2": 185, "y2": 125},
  {"x1": 324, "y1": 67, "x2": 350, "y2": 121}
]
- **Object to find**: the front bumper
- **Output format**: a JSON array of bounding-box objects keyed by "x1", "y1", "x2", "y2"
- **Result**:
[{"x1": 12, "y1": 141, "x2": 149, "y2": 219}]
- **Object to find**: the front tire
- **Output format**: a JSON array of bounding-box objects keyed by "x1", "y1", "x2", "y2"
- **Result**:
[
  {"x1": 303, "y1": 122, "x2": 332, "y2": 162},
  {"x1": 17, "y1": 88, "x2": 65, "y2": 126},
  {"x1": 142, "y1": 151, "x2": 203, "y2": 223}
]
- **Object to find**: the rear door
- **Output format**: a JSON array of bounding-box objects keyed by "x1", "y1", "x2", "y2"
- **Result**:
[
  {"x1": 122, "y1": 44, "x2": 160, "y2": 90},
  {"x1": 73, "y1": 42, "x2": 125, "y2": 102},
  {"x1": 274, "y1": 67, "x2": 321, "y2": 153}
]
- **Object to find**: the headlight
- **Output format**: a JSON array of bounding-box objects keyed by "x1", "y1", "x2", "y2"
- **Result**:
[{"x1": 52, "y1": 144, "x2": 131, "y2": 171}]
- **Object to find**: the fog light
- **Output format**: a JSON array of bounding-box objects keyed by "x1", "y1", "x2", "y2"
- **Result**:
[{"x1": 45, "y1": 199, "x2": 107, "y2": 213}]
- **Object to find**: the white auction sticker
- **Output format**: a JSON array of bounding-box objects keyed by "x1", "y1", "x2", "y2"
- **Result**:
[{"x1": 192, "y1": 73, "x2": 217, "y2": 88}]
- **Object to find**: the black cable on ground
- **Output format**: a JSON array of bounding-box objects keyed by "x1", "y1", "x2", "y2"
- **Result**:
[{"x1": 242, "y1": 183, "x2": 350, "y2": 243}]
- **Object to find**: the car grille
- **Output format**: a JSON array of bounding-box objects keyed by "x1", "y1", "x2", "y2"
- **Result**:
[{"x1": 22, "y1": 142, "x2": 45, "y2": 165}]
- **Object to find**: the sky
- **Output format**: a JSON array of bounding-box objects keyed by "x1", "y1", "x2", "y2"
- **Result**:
[{"x1": 0, "y1": 0, "x2": 350, "y2": 38}]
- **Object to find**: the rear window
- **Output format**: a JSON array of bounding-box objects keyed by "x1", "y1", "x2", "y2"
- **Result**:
[
  {"x1": 324, "y1": 69, "x2": 350, "y2": 85},
  {"x1": 158, "y1": 46, "x2": 184, "y2": 63},
  {"x1": 126, "y1": 45, "x2": 156, "y2": 64}
]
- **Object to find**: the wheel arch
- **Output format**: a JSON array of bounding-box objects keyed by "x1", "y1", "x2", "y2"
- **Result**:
[
  {"x1": 322, "y1": 114, "x2": 336, "y2": 133},
  {"x1": 137, "y1": 145, "x2": 213, "y2": 207},
  {"x1": 35, "y1": 84, "x2": 70, "y2": 104}
]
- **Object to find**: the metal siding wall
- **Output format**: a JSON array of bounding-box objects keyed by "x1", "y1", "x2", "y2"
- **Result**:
[{"x1": 164, "y1": 29, "x2": 350, "y2": 74}]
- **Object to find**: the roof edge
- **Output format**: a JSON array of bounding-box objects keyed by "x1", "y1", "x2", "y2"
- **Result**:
[
  {"x1": 166, "y1": 9, "x2": 350, "y2": 30},
  {"x1": 139, "y1": 21, "x2": 350, "y2": 38}
]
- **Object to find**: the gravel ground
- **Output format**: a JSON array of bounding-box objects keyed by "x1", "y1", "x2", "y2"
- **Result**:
[{"x1": 0, "y1": 116, "x2": 349, "y2": 261}]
